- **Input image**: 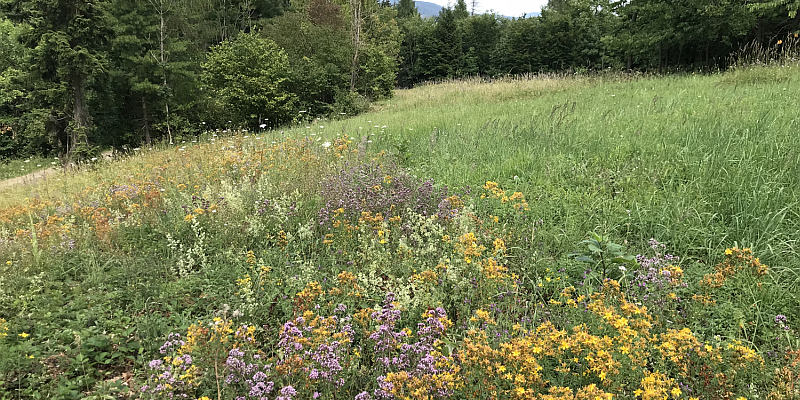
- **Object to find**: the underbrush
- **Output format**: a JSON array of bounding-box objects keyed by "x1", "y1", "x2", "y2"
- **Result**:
[{"x1": 0, "y1": 130, "x2": 798, "y2": 399}]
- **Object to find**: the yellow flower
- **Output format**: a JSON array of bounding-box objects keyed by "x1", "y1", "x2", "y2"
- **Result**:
[
  {"x1": 19, "y1": 332, "x2": 29, "y2": 338},
  {"x1": 671, "y1": 387, "x2": 682, "y2": 397},
  {"x1": 725, "y1": 248, "x2": 733, "y2": 255},
  {"x1": 777, "y1": 40, "x2": 783, "y2": 45},
  {"x1": 5, "y1": 261, "x2": 11, "y2": 265},
  {"x1": 515, "y1": 387, "x2": 526, "y2": 395}
]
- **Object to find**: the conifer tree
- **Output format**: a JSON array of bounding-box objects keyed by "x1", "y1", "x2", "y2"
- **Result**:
[
  {"x1": 396, "y1": 0, "x2": 417, "y2": 19},
  {"x1": 9, "y1": 0, "x2": 112, "y2": 159}
]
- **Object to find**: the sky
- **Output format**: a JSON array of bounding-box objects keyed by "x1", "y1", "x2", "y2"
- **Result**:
[{"x1": 424, "y1": 0, "x2": 548, "y2": 17}]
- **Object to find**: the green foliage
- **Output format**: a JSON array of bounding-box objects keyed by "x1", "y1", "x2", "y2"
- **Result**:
[
  {"x1": 570, "y1": 231, "x2": 637, "y2": 280},
  {"x1": 395, "y1": 0, "x2": 418, "y2": 19},
  {"x1": 201, "y1": 33, "x2": 297, "y2": 127},
  {"x1": 750, "y1": 0, "x2": 800, "y2": 17}
]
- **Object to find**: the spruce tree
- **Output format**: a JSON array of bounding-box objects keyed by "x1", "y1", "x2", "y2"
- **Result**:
[
  {"x1": 454, "y1": 0, "x2": 469, "y2": 19},
  {"x1": 396, "y1": 0, "x2": 418, "y2": 19},
  {"x1": 8, "y1": 0, "x2": 112, "y2": 159}
]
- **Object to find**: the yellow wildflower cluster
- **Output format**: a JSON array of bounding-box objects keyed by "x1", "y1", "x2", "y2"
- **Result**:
[
  {"x1": 383, "y1": 359, "x2": 463, "y2": 399},
  {"x1": 768, "y1": 350, "x2": 800, "y2": 400},
  {"x1": 634, "y1": 371, "x2": 679, "y2": 400},
  {"x1": 0, "y1": 318, "x2": 8, "y2": 339},
  {"x1": 482, "y1": 181, "x2": 529, "y2": 212},
  {"x1": 457, "y1": 232, "x2": 486, "y2": 264},
  {"x1": 455, "y1": 278, "x2": 761, "y2": 398},
  {"x1": 700, "y1": 247, "x2": 768, "y2": 288},
  {"x1": 295, "y1": 281, "x2": 325, "y2": 312}
]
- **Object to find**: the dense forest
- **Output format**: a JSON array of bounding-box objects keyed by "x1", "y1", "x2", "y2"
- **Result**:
[{"x1": 0, "y1": 0, "x2": 797, "y2": 161}]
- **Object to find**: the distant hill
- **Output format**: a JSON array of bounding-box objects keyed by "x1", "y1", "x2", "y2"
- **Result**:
[
  {"x1": 389, "y1": 0, "x2": 443, "y2": 18},
  {"x1": 415, "y1": 1, "x2": 444, "y2": 17},
  {"x1": 390, "y1": 0, "x2": 539, "y2": 19}
]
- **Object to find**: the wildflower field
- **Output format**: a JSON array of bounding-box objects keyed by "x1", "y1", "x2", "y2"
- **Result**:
[{"x1": 1, "y1": 66, "x2": 800, "y2": 400}]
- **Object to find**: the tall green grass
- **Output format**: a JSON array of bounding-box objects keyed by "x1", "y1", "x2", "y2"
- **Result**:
[{"x1": 279, "y1": 69, "x2": 800, "y2": 282}]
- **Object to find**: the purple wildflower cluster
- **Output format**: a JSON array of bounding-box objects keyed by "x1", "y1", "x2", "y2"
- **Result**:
[
  {"x1": 370, "y1": 293, "x2": 456, "y2": 399},
  {"x1": 625, "y1": 239, "x2": 689, "y2": 324},
  {"x1": 317, "y1": 161, "x2": 460, "y2": 226},
  {"x1": 141, "y1": 334, "x2": 195, "y2": 398},
  {"x1": 277, "y1": 313, "x2": 355, "y2": 388},
  {"x1": 632, "y1": 239, "x2": 684, "y2": 293},
  {"x1": 223, "y1": 346, "x2": 279, "y2": 398},
  {"x1": 775, "y1": 314, "x2": 790, "y2": 331}
]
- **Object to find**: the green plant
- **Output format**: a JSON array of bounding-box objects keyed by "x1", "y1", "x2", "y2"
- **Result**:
[
  {"x1": 201, "y1": 33, "x2": 297, "y2": 129},
  {"x1": 569, "y1": 231, "x2": 636, "y2": 280}
]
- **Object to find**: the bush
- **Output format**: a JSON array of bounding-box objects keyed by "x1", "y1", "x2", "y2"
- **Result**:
[{"x1": 201, "y1": 33, "x2": 297, "y2": 129}]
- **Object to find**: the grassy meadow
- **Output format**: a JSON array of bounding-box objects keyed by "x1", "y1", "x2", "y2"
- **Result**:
[{"x1": 1, "y1": 65, "x2": 799, "y2": 399}]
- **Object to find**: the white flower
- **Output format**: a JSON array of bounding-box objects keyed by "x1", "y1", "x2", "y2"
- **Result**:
[
  {"x1": 619, "y1": 266, "x2": 627, "y2": 272},
  {"x1": 91, "y1": 157, "x2": 98, "y2": 161},
  {"x1": 322, "y1": 141, "x2": 331, "y2": 148},
  {"x1": 260, "y1": 124, "x2": 267, "y2": 128}
]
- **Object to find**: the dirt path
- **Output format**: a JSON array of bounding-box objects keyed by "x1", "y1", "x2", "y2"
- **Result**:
[
  {"x1": 0, "y1": 150, "x2": 114, "y2": 193},
  {"x1": 0, "y1": 166, "x2": 63, "y2": 193}
]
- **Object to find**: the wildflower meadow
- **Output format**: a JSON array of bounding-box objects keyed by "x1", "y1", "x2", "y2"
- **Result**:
[{"x1": 1, "y1": 66, "x2": 799, "y2": 400}]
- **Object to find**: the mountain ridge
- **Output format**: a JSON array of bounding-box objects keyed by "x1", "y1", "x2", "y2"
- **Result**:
[{"x1": 391, "y1": 1, "x2": 540, "y2": 19}]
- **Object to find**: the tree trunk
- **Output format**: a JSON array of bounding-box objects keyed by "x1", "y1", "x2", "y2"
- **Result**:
[
  {"x1": 349, "y1": 0, "x2": 362, "y2": 92},
  {"x1": 142, "y1": 96, "x2": 152, "y2": 145},
  {"x1": 71, "y1": 74, "x2": 89, "y2": 157},
  {"x1": 157, "y1": 0, "x2": 173, "y2": 144},
  {"x1": 658, "y1": 42, "x2": 663, "y2": 74}
]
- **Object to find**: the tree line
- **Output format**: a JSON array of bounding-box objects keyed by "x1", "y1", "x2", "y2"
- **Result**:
[{"x1": 0, "y1": 0, "x2": 797, "y2": 161}]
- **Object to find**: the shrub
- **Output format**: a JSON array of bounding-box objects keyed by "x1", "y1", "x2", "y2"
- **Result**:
[{"x1": 201, "y1": 33, "x2": 297, "y2": 129}]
